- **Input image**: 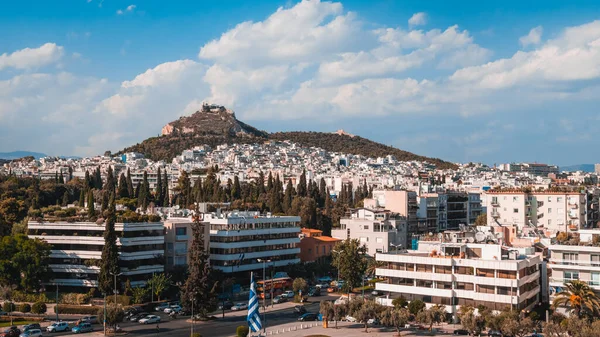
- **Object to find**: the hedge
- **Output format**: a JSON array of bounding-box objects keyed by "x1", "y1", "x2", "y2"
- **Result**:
[
  {"x1": 2, "y1": 302, "x2": 15, "y2": 312},
  {"x1": 31, "y1": 302, "x2": 47, "y2": 315},
  {"x1": 54, "y1": 305, "x2": 101, "y2": 315},
  {"x1": 106, "y1": 295, "x2": 131, "y2": 306},
  {"x1": 18, "y1": 303, "x2": 31, "y2": 313}
]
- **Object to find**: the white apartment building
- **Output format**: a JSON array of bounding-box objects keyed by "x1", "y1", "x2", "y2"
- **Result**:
[
  {"x1": 28, "y1": 221, "x2": 165, "y2": 288},
  {"x1": 332, "y1": 208, "x2": 408, "y2": 255},
  {"x1": 486, "y1": 191, "x2": 589, "y2": 233},
  {"x1": 164, "y1": 217, "x2": 210, "y2": 270},
  {"x1": 549, "y1": 229, "x2": 600, "y2": 298},
  {"x1": 365, "y1": 190, "x2": 418, "y2": 233},
  {"x1": 375, "y1": 239, "x2": 542, "y2": 317},
  {"x1": 205, "y1": 211, "x2": 301, "y2": 273}
]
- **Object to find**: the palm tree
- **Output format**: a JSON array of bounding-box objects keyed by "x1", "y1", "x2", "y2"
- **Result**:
[{"x1": 552, "y1": 280, "x2": 600, "y2": 317}]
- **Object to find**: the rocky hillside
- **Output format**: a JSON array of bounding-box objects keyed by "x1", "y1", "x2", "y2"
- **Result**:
[{"x1": 119, "y1": 104, "x2": 456, "y2": 169}]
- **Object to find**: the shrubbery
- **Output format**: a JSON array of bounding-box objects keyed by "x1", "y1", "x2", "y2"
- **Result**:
[
  {"x1": 60, "y1": 293, "x2": 91, "y2": 305},
  {"x1": 54, "y1": 305, "x2": 101, "y2": 315},
  {"x1": 31, "y1": 302, "x2": 47, "y2": 314},
  {"x1": 10, "y1": 291, "x2": 51, "y2": 303},
  {"x1": 18, "y1": 303, "x2": 31, "y2": 313},
  {"x1": 2, "y1": 302, "x2": 15, "y2": 312},
  {"x1": 106, "y1": 295, "x2": 131, "y2": 306},
  {"x1": 236, "y1": 326, "x2": 249, "y2": 337}
]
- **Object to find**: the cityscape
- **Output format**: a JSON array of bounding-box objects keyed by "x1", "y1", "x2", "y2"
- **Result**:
[{"x1": 2, "y1": 1, "x2": 600, "y2": 337}]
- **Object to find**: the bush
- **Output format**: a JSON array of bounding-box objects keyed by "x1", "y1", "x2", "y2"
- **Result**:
[
  {"x1": 106, "y1": 295, "x2": 131, "y2": 306},
  {"x1": 60, "y1": 293, "x2": 90, "y2": 305},
  {"x1": 10, "y1": 291, "x2": 50, "y2": 303},
  {"x1": 2, "y1": 302, "x2": 15, "y2": 312},
  {"x1": 236, "y1": 325, "x2": 249, "y2": 337},
  {"x1": 408, "y1": 299, "x2": 425, "y2": 315},
  {"x1": 54, "y1": 305, "x2": 101, "y2": 315},
  {"x1": 18, "y1": 303, "x2": 31, "y2": 313},
  {"x1": 31, "y1": 302, "x2": 47, "y2": 314}
]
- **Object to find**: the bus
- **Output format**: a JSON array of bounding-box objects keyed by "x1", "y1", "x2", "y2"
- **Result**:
[{"x1": 256, "y1": 277, "x2": 293, "y2": 299}]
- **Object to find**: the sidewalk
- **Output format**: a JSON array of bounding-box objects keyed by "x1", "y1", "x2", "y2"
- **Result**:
[{"x1": 259, "y1": 321, "x2": 458, "y2": 337}]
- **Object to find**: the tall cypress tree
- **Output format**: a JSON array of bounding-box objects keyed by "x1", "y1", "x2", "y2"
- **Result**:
[
  {"x1": 257, "y1": 171, "x2": 266, "y2": 197},
  {"x1": 94, "y1": 167, "x2": 102, "y2": 189},
  {"x1": 319, "y1": 178, "x2": 327, "y2": 207},
  {"x1": 87, "y1": 190, "x2": 96, "y2": 218},
  {"x1": 176, "y1": 171, "x2": 191, "y2": 208},
  {"x1": 58, "y1": 173, "x2": 65, "y2": 184},
  {"x1": 232, "y1": 176, "x2": 241, "y2": 200},
  {"x1": 155, "y1": 168, "x2": 163, "y2": 206},
  {"x1": 61, "y1": 191, "x2": 69, "y2": 206},
  {"x1": 84, "y1": 171, "x2": 92, "y2": 189},
  {"x1": 117, "y1": 173, "x2": 129, "y2": 198},
  {"x1": 181, "y1": 212, "x2": 217, "y2": 318},
  {"x1": 267, "y1": 172, "x2": 274, "y2": 193},
  {"x1": 162, "y1": 170, "x2": 169, "y2": 207},
  {"x1": 126, "y1": 168, "x2": 134, "y2": 198},
  {"x1": 297, "y1": 169, "x2": 307, "y2": 197},
  {"x1": 104, "y1": 166, "x2": 115, "y2": 195},
  {"x1": 138, "y1": 171, "x2": 150, "y2": 210},
  {"x1": 98, "y1": 192, "x2": 120, "y2": 295},
  {"x1": 78, "y1": 188, "x2": 86, "y2": 207}
]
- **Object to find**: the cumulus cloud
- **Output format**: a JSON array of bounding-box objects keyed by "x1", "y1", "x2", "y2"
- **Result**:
[
  {"x1": 519, "y1": 26, "x2": 543, "y2": 47},
  {"x1": 0, "y1": 43, "x2": 64, "y2": 70},
  {"x1": 117, "y1": 4, "x2": 136, "y2": 15},
  {"x1": 408, "y1": 12, "x2": 427, "y2": 27}
]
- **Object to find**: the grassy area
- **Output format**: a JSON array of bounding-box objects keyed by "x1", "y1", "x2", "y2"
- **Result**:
[{"x1": 0, "y1": 321, "x2": 40, "y2": 328}]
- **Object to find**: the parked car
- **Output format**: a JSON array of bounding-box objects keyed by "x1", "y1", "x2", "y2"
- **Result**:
[
  {"x1": 19, "y1": 329, "x2": 42, "y2": 337},
  {"x1": 47, "y1": 322, "x2": 70, "y2": 333},
  {"x1": 81, "y1": 316, "x2": 98, "y2": 324},
  {"x1": 0, "y1": 311, "x2": 7, "y2": 316},
  {"x1": 326, "y1": 287, "x2": 336, "y2": 293},
  {"x1": 371, "y1": 290, "x2": 383, "y2": 296},
  {"x1": 154, "y1": 303, "x2": 169, "y2": 311},
  {"x1": 164, "y1": 305, "x2": 182, "y2": 314},
  {"x1": 367, "y1": 318, "x2": 380, "y2": 325},
  {"x1": 273, "y1": 295, "x2": 287, "y2": 304},
  {"x1": 294, "y1": 305, "x2": 307, "y2": 315},
  {"x1": 308, "y1": 288, "x2": 321, "y2": 296},
  {"x1": 1, "y1": 327, "x2": 21, "y2": 337},
  {"x1": 488, "y1": 330, "x2": 502, "y2": 337},
  {"x1": 129, "y1": 312, "x2": 149, "y2": 322},
  {"x1": 139, "y1": 315, "x2": 161, "y2": 324},
  {"x1": 344, "y1": 315, "x2": 357, "y2": 322},
  {"x1": 72, "y1": 323, "x2": 93, "y2": 334},
  {"x1": 231, "y1": 303, "x2": 248, "y2": 311},
  {"x1": 218, "y1": 301, "x2": 234, "y2": 310},
  {"x1": 283, "y1": 290, "x2": 295, "y2": 298},
  {"x1": 21, "y1": 325, "x2": 41, "y2": 333},
  {"x1": 298, "y1": 313, "x2": 318, "y2": 321},
  {"x1": 454, "y1": 330, "x2": 470, "y2": 335}
]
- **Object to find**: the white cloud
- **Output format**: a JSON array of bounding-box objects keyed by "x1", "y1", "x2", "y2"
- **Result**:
[
  {"x1": 116, "y1": 4, "x2": 136, "y2": 15},
  {"x1": 0, "y1": 43, "x2": 64, "y2": 71},
  {"x1": 116, "y1": 9, "x2": 123, "y2": 15},
  {"x1": 519, "y1": 26, "x2": 543, "y2": 47},
  {"x1": 126, "y1": 4, "x2": 136, "y2": 11},
  {"x1": 121, "y1": 60, "x2": 200, "y2": 88},
  {"x1": 408, "y1": 12, "x2": 427, "y2": 27}
]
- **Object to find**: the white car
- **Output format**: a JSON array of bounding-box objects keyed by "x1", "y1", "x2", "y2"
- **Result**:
[
  {"x1": 20, "y1": 329, "x2": 43, "y2": 337},
  {"x1": 344, "y1": 315, "x2": 357, "y2": 322},
  {"x1": 47, "y1": 322, "x2": 70, "y2": 332},
  {"x1": 283, "y1": 290, "x2": 295, "y2": 298},
  {"x1": 139, "y1": 315, "x2": 161, "y2": 324},
  {"x1": 163, "y1": 305, "x2": 182, "y2": 314},
  {"x1": 81, "y1": 315, "x2": 98, "y2": 324},
  {"x1": 154, "y1": 303, "x2": 169, "y2": 311},
  {"x1": 231, "y1": 303, "x2": 248, "y2": 311}
]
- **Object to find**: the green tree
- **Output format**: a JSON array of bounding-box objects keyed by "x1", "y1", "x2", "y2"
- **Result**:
[
  {"x1": 117, "y1": 173, "x2": 129, "y2": 198},
  {"x1": 297, "y1": 169, "x2": 307, "y2": 197},
  {"x1": 148, "y1": 273, "x2": 171, "y2": 301},
  {"x1": 86, "y1": 190, "x2": 95, "y2": 218},
  {"x1": 155, "y1": 168, "x2": 163, "y2": 206},
  {"x1": 78, "y1": 188, "x2": 86, "y2": 207},
  {"x1": 0, "y1": 235, "x2": 51, "y2": 291},
  {"x1": 175, "y1": 171, "x2": 191, "y2": 208},
  {"x1": 332, "y1": 303, "x2": 348, "y2": 329},
  {"x1": 131, "y1": 286, "x2": 148, "y2": 304},
  {"x1": 501, "y1": 317, "x2": 535, "y2": 337},
  {"x1": 3, "y1": 301, "x2": 15, "y2": 312},
  {"x1": 331, "y1": 239, "x2": 368, "y2": 293},
  {"x1": 181, "y1": 214, "x2": 217, "y2": 318},
  {"x1": 319, "y1": 300, "x2": 334, "y2": 323},
  {"x1": 474, "y1": 214, "x2": 487, "y2": 226},
  {"x1": 417, "y1": 304, "x2": 446, "y2": 331},
  {"x1": 61, "y1": 191, "x2": 69, "y2": 206},
  {"x1": 293, "y1": 277, "x2": 309, "y2": 297},
  {"x1": 97, "y1": 193, "x2": 120, "y2": 295},
  {"x1": 392, "y1": 297, "x2": 408, "y2": 309},
  {"x1": 355, "y1": 300, "x2": 382, "y2": 332},
  {"x1": 31, "y1": 302, "x2": 47, "y2": 314},
  {"x1": 408, "y1": 299, "x2": 426, "y2": 316},
  {"x1": 97, "y1": 304, "x2": 125, "y2": 329},
  {"x1": 553, "y1": 280, "x2": 600, "y2": 317},
  {"x1": 126, "y1": 168, "x2": 134, "y2": 198},
  {"x1": 458, "y1": 305, "x2": 486, "y2": 336},
  {"x1": 380, "y1": 307, "x2": 410, "y2": 335},
  {"x1": 162, "y1": 170, "x2": 169, "y2": 206}
]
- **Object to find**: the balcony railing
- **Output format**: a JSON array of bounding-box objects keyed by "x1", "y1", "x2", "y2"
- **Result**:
[
  {"x1": 550, "y1": 278, "x2": 600, "y2": 287},
  {"x1": 491, "y1": 200, "x2": 499, "y2": 206},
  {"x1": 491, "y1": 212, "x2": 500, "y2": 218}
]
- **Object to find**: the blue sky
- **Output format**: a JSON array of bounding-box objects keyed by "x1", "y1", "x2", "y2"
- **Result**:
[{"x1": 1, "y1": 0, "x2": 600, "y2": 166}]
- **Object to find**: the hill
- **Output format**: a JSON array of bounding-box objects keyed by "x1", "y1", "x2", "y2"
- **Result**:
[
  {"x1": 119, "y1": 104, "x2": 456, "y2": 169},
  {"x1": 0, "y1": 151, "x2": 47, "y2": 160},
  {"x1": 560, "y1": 164, "x2": 596, "y2": 172}
]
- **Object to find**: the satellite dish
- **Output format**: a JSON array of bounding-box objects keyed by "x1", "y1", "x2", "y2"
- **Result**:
[
  {"x1": 437, "y1": 233, "x2": 443, "y2": 240},
  {"x1": 475, "y1": 232, "x2": 486, "y2": 242},
  {"x1": 467, "y1": 237, "x2": 475, "y2": 243},
  {"x1": 486, "y1": 234, "x2": 496, "y2": 242},
  {"x1": 451, "y1": 236, "x2": 458, "y2": 243}
]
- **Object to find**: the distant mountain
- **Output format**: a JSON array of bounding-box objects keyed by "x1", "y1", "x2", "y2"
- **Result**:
[
  {"x1": 560, "y1": 164, "x2": 596, "y2": 172},
  {"x1": 120, "y1": 104, "x2": 456, "y2": 169},
  {"x1": 0, "y1": 151, "x2": 47, "y2": 160}
]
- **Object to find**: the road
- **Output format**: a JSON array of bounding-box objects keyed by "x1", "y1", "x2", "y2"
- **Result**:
[{"x1": 45, "y1": 295, "x2": 337, "y2": 337}]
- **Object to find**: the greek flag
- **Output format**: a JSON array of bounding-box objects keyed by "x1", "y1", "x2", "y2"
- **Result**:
[{"x1": 247, "y1": 272, "x2": 262, "y2": 333}]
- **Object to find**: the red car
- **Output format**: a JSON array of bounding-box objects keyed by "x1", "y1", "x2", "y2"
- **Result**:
[{"x1": 0, "y1": 327, "x2": 20, "y2": 337}]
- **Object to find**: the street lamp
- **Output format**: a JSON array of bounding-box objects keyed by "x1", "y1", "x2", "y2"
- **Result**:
[
  {"x1": 257, "y1": 258, "x2": 271, "y2": 334},
  {"x1": 110, "y1": 272, "x2": 123, "y2": 307},
  {"x1": 332, "y1": 250, "x2": 340, "y2": 284}
]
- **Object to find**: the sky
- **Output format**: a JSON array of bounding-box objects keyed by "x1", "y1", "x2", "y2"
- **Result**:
[{"x1": 1, "y1": 0, "x2": 600, "y2": 166}]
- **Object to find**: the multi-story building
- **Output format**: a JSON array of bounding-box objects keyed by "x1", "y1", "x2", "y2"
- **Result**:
[
  {"x1": 164, "y1": 217, "x2": 210, "y2": 270},
  {"x1": 375, "y1": 238, "x2": 542, "y2": 317},
  {"x1": 28, "y1": 221, "x2": 164, "y2": 289},
  {"x1": 332, "y1": 208, "x2": 408, "y2": 255},
  {"x1": 205, "y1": 211, "x2": 301, "y2": 273},
  {"x1": 548, "y1": 229, "x2": 600, "y2": 299},
  {"x1": 416, "y1": 192, "x2": 482, "y2": 233},
  {"x1": 297, "y1": 228, "x2": 341, "y2": 263},
  {"x1": 365, "y1": 190, "x2": 418, "y2": 233},
  {"x1": 499, "y1": 163, "x2": 559, "y2": 177},
  {"x1": 486, "y1": 191, "x2": 591, "y2": 233},
  {"x1": 595, "y1": 164, "x2": 600, "y2": 175}
]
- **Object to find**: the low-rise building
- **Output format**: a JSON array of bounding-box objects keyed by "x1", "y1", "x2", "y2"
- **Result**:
[
  {"x1": 297, "y1": 228, "x2": 341, "y2": 262},
  {"x1": 164, "y1": 217, "x2": 210, "y2": 270},
  {"x1": 333, "y1": 208, "x2": 408, "y2": 255},
  {"x1": 205, "y1": 211, "x2": 301, "y2": 273},
  {"x1": 28, "y1": 220, "x2": 164, "y2": 289},
  {"x1": 375, "y1": 238, "x2": 542, "y2": 317}
]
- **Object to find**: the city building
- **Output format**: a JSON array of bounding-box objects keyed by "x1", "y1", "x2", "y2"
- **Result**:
[
  {"x1": 205, "y1": 211, "x2": 301, "y2": 273},
  {"x1": 486, "y1": 190, "x2": 593, "y2": 233},
  {"x1": 499, "y1": 163, "x2": 559, "y2": 177},
  {"x1": 28, "y1": 220, "x2": 164, "y2": 289},
  {"x1": 297, "y1": 228, "x2": 341, "y2": 262},
  {"x1": 595, "y1": 164, "x2": 600, "y2": 175},
  {"x1": 364, "y1": 190, "x2": 418, "y2": 233},
  {"x1": 548, "y1": 229, "x2": 600, "y2": 300},
  {"x1": 332, "y1": 208, "x2": 408, "y2": 255},
  {"x1": 164, "y1": 217, "x2": 210, "y2": 270},
  {"x1": 374, "y1": 236, "x2": 542, "y2": 317}
]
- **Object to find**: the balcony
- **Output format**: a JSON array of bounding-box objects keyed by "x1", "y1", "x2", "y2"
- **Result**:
[
  {"x1": 569, "y1": 213, "x2": 579, "y2": 219},
  {"x1": 525, "y1": 200, "x2": 531, "y2": 206},
  {"x1": 537, "y1": 213, "x2": 544, "y2": 219},
  {"x1": 491, "y1": 200, "x2": 499, "y2": 206},
  {"x1": 537, "y1": 201, "x2": 544, "y2": 207},
  {"x1": 568, "y1": 225, "x2": 579, "y2": 231},
  {"x1": 491, "y1": 212, "x2": 500, "y2": 218}
]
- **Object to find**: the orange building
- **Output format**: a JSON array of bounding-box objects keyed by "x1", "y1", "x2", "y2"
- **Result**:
[{"x1": 297, "y1": 228, "x2": 341, "y2": 262}]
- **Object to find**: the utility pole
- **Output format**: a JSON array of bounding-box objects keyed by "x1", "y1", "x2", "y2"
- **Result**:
[
  {"x1": 55, "y1": 285, "x2": 59, "y2": 322},
  {"x1": 110, "y1": 272, "x2": 122, "y2": 306},
  {"x1": 257, "y1": 259, "x2": 271, "y2": 334},
  {"x1": 103, "y1": 293, "x2": 106, "y2": 336}
]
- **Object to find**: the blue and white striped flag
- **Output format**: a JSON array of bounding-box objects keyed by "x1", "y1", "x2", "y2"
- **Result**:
[{"x1": 247, "y1": 272, "x2": 262, "y2": 333}]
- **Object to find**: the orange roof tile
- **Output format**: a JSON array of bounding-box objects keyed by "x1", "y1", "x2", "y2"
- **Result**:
[{"x1": 314, "y1": 236, "x2": 341, "y2": 242}]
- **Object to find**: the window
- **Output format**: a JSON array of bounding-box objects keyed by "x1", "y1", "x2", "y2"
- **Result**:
[
  {"x1": 175, "y1": 242, "x2": 187, "y2": 254},
  {"x1": 376, "y1": 237, "x2": 383, "y2": 243},
  {"x1": 592, "y1": 272, "x2": 600, "y2": 286},
  {"x1": 591, "y1": 255, "x2": 600, "y2": 266},
  {"x1": 548, "y1": 208, "x2": 552, "y2": 214},
  {"x1": 557, "y1": 197, "x2": 563, "y2": 202},
  {"x1": 564, "y1": 271, "x2": 579, "y2": 281},
  {"x1": 564, "y1": 253, "x2": 579, "y2": 265},
  {"x1": 360, "y1": 237, "x2": 368, "y2": 243},
  {"x1": 363, "y1": 225, "x2": 369, "y2": 230},
  {"x1": 322, "y1": 246, "x2": 326, "y2": 255},
  {"x1": 513, "y1": 196, "x2": 518, "y2": 202},
  {"x1": 513, "y1": 208, "x2": 519, "y2": 213},
  {"x1": 175, "y1": 256, "x2": 187, "y2": 265},
  {"x1": 558, "y1": 208, "x2": 565, "y2": 215},
  {"x1": 175, "y1": 227, "x2": 187, "y2": 236},
  {"x1": 166, "y1": 243, "x2": 173, "y2": 250},
  {"x1": 548, "y1": 219, "x2": 552, "y2": 225}
]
